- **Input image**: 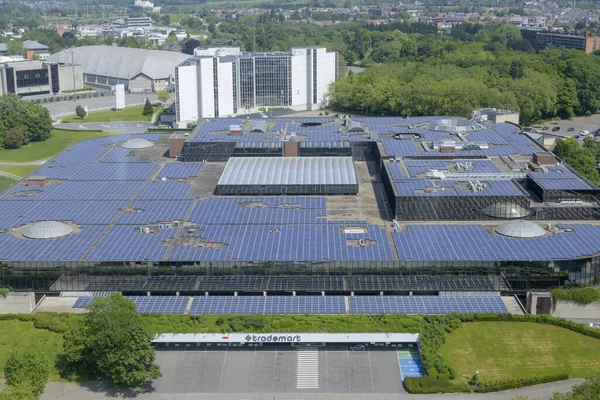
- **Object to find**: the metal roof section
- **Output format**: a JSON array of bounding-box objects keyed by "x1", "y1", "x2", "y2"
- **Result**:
[
  {"x1": 495, "y1": 220, "x2": 547, "y2": 238},
  {"x1": 22, "y1": 221, "x2": 74, "y2": 239},
  {"x1": 153, "y1": 332, "x2": 420, "y2": 344},
  {"x1": 48, "y1": 45, "x2": 190, "y2": 80},
  {"x1": 250, "y1": 120, "x2": 268, "y2": 133},
  {"x1": 121, "y1": 138, "x2": 154, "y2": 149},
  {"x1": 482, "y1": 202, "x2": 530, "y2": 219},
  {"x1": 217, "y1": 157, "x2": 357, "y2": 186}
]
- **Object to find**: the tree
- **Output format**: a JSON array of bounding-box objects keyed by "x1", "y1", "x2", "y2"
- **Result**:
[
  {"x1": 551, "y1": 375, "x2": 600, "y2": 399},
  {"x1": 509, "y1": 60, "x2": 525, "y2": 80},
  {"x1": 3, "y1": 348, "x2": 50, "y2": 398},
  {"x1": 157, "y1": 90, "x2": 170, "y2": 103},
  {"x1": 3, "y1": 127, "x2": 24, "y2": 149},
  {"x1": 182, "y1": 38, "x2": 201, "y2": 55},
  {"x1": 23, "y1": 102, "x2": 53, "y2": 142},
  {"x1": 142, "y1": 98, "x2": 154, "y2": 117},
  {"x1": 7, "y1": 41, "x2": 25, "y2": 56},
  {"x1": 63, "y1": 293, "x2": 161, "y2": 388},
  {"x1": 75, "y1": 105, "x2": 86, "y2": 120}
]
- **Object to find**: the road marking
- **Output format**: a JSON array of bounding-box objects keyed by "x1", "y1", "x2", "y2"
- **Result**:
[
  {"x1": 217, "y1": 347, "x2": 228, "y2": 389},
  {"x1": 367, "y1": 349, "x2": 375, "y2": 390},
  {"x1": 296, "y1": 347, "x2": 319, "y2": 389}
]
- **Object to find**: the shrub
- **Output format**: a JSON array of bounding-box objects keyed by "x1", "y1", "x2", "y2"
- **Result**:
[
  {"x1": 550, "y1": 288, "x2": 600, "y2": 306},
  {"x1": 405, "y1": 376, "x2": 470, "y2": 394},
  {"x1": 325, "y1": 111, "x2": 330, "y2": 115},
  {"x1": 474, "y1": 374, "x2": 569, "y2": 393},
  {"x1": 3, "y1": 128, "x2": 24, "y2": 149},
  {"x1": 4, "y1": 348, "x2": 50, "y2": 397}
]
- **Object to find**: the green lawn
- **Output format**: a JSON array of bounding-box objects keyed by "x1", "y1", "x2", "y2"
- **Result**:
[
  {"x1": 440, "y1": 322, "x2": 600, "y2": 382},
  {"x1": 0, "y1": 176, "x2": 17, "y2": 193},
  {"x1": 0, "y1": 165, "x2": 40, "y2": 178},
  {"x1": 0, "y1": 320, "x2": 64, "y2": 380},
  {"x1": 62, "y1": 105, "x2": 156, "y2": 123},
  {"x1": 0, "y1": 129, "x2": 116, "y2": 163}
]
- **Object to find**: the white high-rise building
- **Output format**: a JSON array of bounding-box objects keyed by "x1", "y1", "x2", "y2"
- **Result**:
[{"x1": 174, "y1": 47, "x2": 338, "y2": 122}]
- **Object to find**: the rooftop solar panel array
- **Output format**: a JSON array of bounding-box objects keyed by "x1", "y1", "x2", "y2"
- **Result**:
[
  {"x1": 74, "y1": 294, "x2": 509, "y2": 315},
  {"x1": 348, "y1": 295, "x2": 508, "y2": 314},
  {"x1": 169, "y1": 223, "x2": 394, "y2": 261},
  {"x1": 394, "y1": 224, "x2": 600, "y2": 261},
  {"x1": 189, "y1": 296, "x2": 346, "y2": 314},
  {"x1": 1, "y1": 181, "x2": 145, "y2": 201},
  {"x1": 0, "y1": 200, "x2": 124, "y2": 229},
  {"x1": 34, "y1": 163, "x2": 157, "y2": 181},
  {"x1": 117, "y1": 200, "x2": 194, "y2": 225},
  {"x1": 0, "y1": 225, "x2": 106, "y2": 261},
  {"x1": 156, "y1": 163, "x2": 204, "y2": 178},
  {"x1": 86, "y1": 226, "x2": 177, "y2": 261},
  {"x1": 74, "y1": 295, "x2": 188, "y2": 314},
  {"x1": 381, "y1": 139, "x2": 421, "y2": 156},
  {"x1": 394, "y1": 179, "x2": 524, "y2": 197},
  {"x1": 100, "y1": 148, "x2": 144, "y2": 163},
  {"x1": 134, "y1": 181, "x2": 198, "y2": 200},
  {"x1": 188, "y1": 197, "x2": 327, "y2": 225}
]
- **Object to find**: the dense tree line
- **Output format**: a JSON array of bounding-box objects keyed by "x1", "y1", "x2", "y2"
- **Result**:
[
  {"x1": 327, "y1": 22, "x2": 600, "y2": 125},
  {"x1": 554, "y1": 137, "x2": 600, "y2": 186},
  {"x1": 0, "y1": 94, "x2": 53, "y2": 149}
]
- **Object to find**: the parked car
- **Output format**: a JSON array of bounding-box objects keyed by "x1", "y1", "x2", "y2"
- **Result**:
[
  {"x1": 542, "y1": 126, "x2": 549, "y2": 130},
  {"x1": 552, "y1": 127, "x2": 560, "y2": 132},
  {"x1": 349, "y1": 344, "x2": 366, "y2": 351},
  {"x1": 567, "y1": 127, "x2": 575, "y2": 132},
  {"x1": 581, "y1": 130, "x2": 590, "y2": 136}
]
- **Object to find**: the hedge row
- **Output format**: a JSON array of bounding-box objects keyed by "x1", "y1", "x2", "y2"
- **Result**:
[
  {"x1": 473, "y1": 313, "x2": 600, "y2": 340},
  {"x1": 0, "y1": 313, "x2": 76, "y2": 333},
  {"x1": 550, "y1": 288, "x2": 600, "y2": 306},
  {"x1": 404, "y1": 376, "x2": 470, "y2": 394},
  {"x1": 474, "y1": 373, "x2": 569, "y2": 393}
]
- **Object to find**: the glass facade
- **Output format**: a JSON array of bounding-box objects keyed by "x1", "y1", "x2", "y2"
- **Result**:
[
  {"x1": 254, "y1": 56, "x2": 291, "y2": 107},
  {"x1": 16, "y1": 68, "x2": 49, "y2": 88},
  {"x1": 1, "y1": 258, "x2": 597, "y2": 293},
  {"x1": 239, "y1": 58, "x2": 255, "y2": 110}
]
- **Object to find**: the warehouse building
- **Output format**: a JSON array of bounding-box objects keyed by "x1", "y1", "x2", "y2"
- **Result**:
[
  {"x1": 0, "y1": 60, "x2": 83, "y2": 96},
  {"x1": 48, "y1": 45, "x2": 190, "y2": 93},
  {"x1": 215, "y1": 157, "x2": 358, "y2": 195},
  {"x1": 175, "y1": 47, "x2": 338, "y2": 122}
]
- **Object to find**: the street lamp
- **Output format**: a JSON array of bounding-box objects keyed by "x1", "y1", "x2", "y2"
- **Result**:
[{"x1": 70, "y1": 47, "x2": 77, "y2": 102}]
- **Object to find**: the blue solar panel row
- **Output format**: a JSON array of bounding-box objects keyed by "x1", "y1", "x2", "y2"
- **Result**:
[
  {"x1": 393, "y1": 224, "x2": 600, "y2": 261},
  {"x1": 34, "y1": 163, "x2": 157, "y2": 181},
  {"x1": 0, "y1": 225, "x2": 106, "y2": 261},
  {"x1": 394, "y1": 180, "x2": 524, "y2": 197},
  {"x1": 1, "y1": 181, "x2": 145, "y2": 202},
  {"x1": 382, "y1": 139, "x2": 421, "y2": 156},
  {"x1": 117, "y1": 200, "x2": 194, "y2": 225},
  {"x1": 168, "y1": 223, "x2": 394, "y2": 262},
  {"x1": 100, "y1": 147, "x2": 145, "y2": 163},
  {"x1": 0, "y1": 200, "x2": 125, "y2": 229},
  {"x1": 74, "y1": 296, "x2": 188, "y2": 314},
  {"x1": 188, "y1": 197, "x2": 327, "y2": 225},
  {"x1": 348, "y1": 296, "x2": 508, "y2": 314},
  {"x1": 157, "y1": 163, "x2": 204, "y2": 178},
  {"x1": 86, "y1": 226, "x2": 177, "y2": 261},
  {"x1": 75, "y1": 295, "x2": 509, "y2": 315},
  {"x1": 134, "y1": 181, "x2": 198, "y2": 200},
  {"x1": 189, "y1": 296, "x2": 346, "y2": 314}
]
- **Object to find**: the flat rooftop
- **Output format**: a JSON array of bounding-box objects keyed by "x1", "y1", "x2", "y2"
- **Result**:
[{"x1": 0, "y1": 117, "x2": 598, "y2": 264}]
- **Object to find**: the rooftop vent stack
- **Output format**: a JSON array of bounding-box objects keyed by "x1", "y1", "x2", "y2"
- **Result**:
[{"x1": 229, "y1": 125, "x2": 243, "y2": 136}]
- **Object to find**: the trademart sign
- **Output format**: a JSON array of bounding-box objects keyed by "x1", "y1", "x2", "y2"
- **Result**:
[{"x1": 244, "y1": 334, "x2": 302, "y2": 343}]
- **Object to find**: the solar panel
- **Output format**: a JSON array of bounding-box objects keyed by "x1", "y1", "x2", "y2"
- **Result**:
[
  {"x1": 348, "y1": 295, "x2": 508, "y2": 314},
  {"x1": 156, "y1": 163, "x2": 204, "y2": 178}
]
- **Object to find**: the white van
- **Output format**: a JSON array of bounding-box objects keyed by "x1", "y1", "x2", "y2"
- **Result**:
[{"x1": 581, "y1": 130, "x2": 589, "y2": 136}]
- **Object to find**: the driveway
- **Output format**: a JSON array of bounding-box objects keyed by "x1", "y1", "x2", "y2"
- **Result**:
[{"x1": 55, "y1": 122, "x2": 153, "y2": 133}]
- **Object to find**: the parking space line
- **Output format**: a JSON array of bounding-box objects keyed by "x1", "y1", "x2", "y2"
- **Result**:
[
  {"x1": 249, "y1": 347, "x2": 257, "y2": 389},
  {"x1": 366, "y1": 349, "x2": 375, "y2": 390},
  {"x1": 272, "y1": 347, "x2": 278, "y2": 390},
  {"x1": 217, "y1": 347, "x2": 228, "y2": 389},
  {"x1": 346, "y1": 348, "x2": 351, "y2": 390},
  {"x1": 324, "y1": 347, "x2": 328, "y2": 389}
]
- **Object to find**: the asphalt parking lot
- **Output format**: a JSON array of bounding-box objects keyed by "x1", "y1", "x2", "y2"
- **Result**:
[{"x1": 153, "y1": 346, "x2": 406, "y2": 394}]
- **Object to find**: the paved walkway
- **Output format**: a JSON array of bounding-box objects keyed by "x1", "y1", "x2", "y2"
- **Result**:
[
  {"x1": 40, "y1": 379, "x2": 583, "y2": 400},
  {"x1": 0, "y1": 159, "x2": 50, "y2": 166},
  {"x1": 55, "y1": 121, "x2": 153, "y2": 133}
]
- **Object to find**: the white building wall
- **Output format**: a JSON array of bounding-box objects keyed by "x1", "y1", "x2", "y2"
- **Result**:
[
  {"x1": 175, "y1": 64, "x2": 198, "y2": 123},
  {"x1": 315, "y1": 48, "x2": 337, "y2": 108},
  {"x1": 198, "y1": 58, "x2": 215, "y2": 118},
  {"x1": 291, "y1": 49, "x2": 308, "y2": 108},
  {"x1": 217, "y1": 61, "x2": 234, "y2": 117}
]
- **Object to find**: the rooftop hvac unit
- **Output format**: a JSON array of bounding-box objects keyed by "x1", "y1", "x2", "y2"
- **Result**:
[
  {"x1": 161, "y1": 177, "x2": 167, "y2": 181},
  {"x1": 141, "y1": 227, "x2": 150, "y2": 234},
  {"x1": 359, "y1": 239, "x2": 365, "y2": 246},
  {"x1": 173, "y1": 221, "x2": 180, "y2": 227}
]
